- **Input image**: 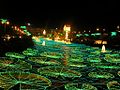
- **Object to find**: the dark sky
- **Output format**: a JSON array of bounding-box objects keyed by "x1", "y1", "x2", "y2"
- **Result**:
[{"x1": 0, "y1": 0, "x2": 120, "y2": 29}]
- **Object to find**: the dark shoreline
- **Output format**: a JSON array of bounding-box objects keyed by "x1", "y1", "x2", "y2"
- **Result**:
[{"x1": 0, "y1": 36, "x2": 34, "y2": 57}]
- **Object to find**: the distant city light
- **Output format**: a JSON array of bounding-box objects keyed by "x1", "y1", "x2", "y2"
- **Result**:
[{"x1": 27, "y1": 23, "x2": 31, "y2": 26}]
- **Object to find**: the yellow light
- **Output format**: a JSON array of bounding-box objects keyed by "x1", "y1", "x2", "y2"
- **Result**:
[
  {"x1": 43, "y1": 30, "x2": 46, "y2": 35},
  {"x1": 6, "y1": 21, "x2": 10, "y2": 25}
]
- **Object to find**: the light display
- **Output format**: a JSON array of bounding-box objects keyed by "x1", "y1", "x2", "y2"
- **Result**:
[
  {"x1": 64, "y1": 83, "x2": 80, "y2": 90},
  {"x1": 88, "y1": 72, "x2": 114, "y2": 79},
  {"x1": 0, "y1": 71, "x2": 51, "y2": 89},
  {"x1": 0, "y1": 37, "x2": 120, "y2": 89},
  {"x1": 40, "y1": 52, "x2": 64, "y2": 59}
]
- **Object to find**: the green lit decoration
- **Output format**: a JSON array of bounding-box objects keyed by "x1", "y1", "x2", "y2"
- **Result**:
[
  {"x1": 28, "y1": 57, "x2": 61, "y2": 66},
  {"x1": 38, "y1": 66, "x2": 82, "y2": 79},
  {"x1": 0, "y1": 71, "x2": 51, "y2": 90},
  {"x1": 81, "y1": 83, "x2": 98, "y2": 90},
  {"x1": 88, "y1": 72, "x2": 114, "y2": 79},
  {"x1": 0, "y1": 57, "x2": 32, "y2": 71},
  {"x1": 64, "y1": 83, "x2": 98, "y2": 90},
  {"x1": 22, "y1": 48, "x2": 38, "y2": 56},
  {"x1": 87, "y1": 57, "x2": 101, "y2": 63},
  {"x1": 105, "y1": 54, "x2": 120, "y2": 63},
  {"x1": 20, "y1": 26, "x2": 26, "y2": 29},
  {"x1": 40, "y1": 52, "x2": 64, "y2": 59},
  {"x1": 5, "y1": 52, "x2": 25, "y2": 59},
  {"x1": 64, "y1": 83, "x2": 81, "y2": 90},
  {"x1": 91, "y1": 63, "x2": 120, "y2": 69},
  {"x1": 111, "y1": 32, "x2": 117, "y2": 36}
]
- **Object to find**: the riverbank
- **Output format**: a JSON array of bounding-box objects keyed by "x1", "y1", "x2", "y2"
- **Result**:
[{"x1": 0, "y1": 36, "x2": 34, "y2": 56}]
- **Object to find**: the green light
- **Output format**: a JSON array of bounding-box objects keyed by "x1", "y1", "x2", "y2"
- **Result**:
[
  {"x1": 84, "y1": 34, "x2": 89, "y2": 36},
  {"x1": 111, "y1": 32, "x2": 117, "y2": 36},
  {"x1": 20, "y1": 26, "x2": 26, "y2": 29}
]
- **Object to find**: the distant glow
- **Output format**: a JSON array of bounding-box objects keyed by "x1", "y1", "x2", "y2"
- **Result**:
[
  {"x1": 27, "y1": 23, "x2": 31, "y2": 26},
  {"x1": 96, "y1": 28, "x2": 99, "y2": 31},
  {"x1": 63, "y1": 25, "x2": 71, "y2": 32},
  {"x1": 94, "y1": 40, "x2": 102, "y2": 44},
  {"x1": 102, "y1": 41, "x2": 107, "y2": 44}
]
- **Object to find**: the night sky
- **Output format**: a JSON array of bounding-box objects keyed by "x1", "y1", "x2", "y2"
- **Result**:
[{"x1": 0, "y1": 0, "x2": 120, "y2": 29}]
